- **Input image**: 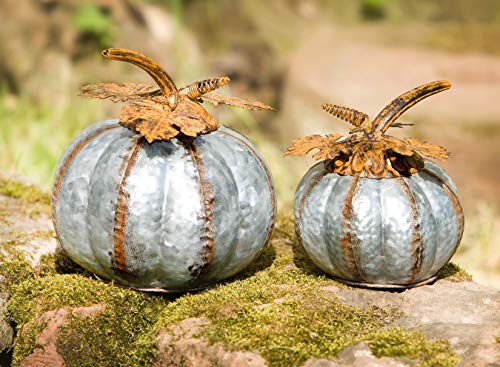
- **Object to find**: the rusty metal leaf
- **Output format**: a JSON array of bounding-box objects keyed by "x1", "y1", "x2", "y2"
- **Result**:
[
  {"x1": 80, "y1": 83, "x2": 159, "y2": 103},
  {"x1": 201, "y1": 93, "x2": 276, "y2": 111},
  {"x1": 380, "y1": 136, "x2": 414, "y2": 156},
  {"x1": 405, "y1": 138, "x2": 449, "y2": 161},
  {"x1": 284, "y1": 134, "x2": 343, "y2": 158},
  {"x1": 120, "y1": 98, "x2": 219, "y2": 143}
]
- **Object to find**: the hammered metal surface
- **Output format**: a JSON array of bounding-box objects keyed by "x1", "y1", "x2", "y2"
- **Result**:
[
  {"x1": 295, "y1": 161, "x2": 464, "y2": 287},
  {"x1": 52, "y1": 120, "x2": 276, "y2": 291}
]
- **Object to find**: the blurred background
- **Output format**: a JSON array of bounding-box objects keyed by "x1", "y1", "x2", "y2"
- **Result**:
[{"x1": 0, "y1": 0, "x2": 498, "y2": 286}]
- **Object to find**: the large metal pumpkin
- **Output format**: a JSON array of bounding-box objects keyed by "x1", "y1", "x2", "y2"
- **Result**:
[
  {"x1": 51, "y1": 48, "x2": 276, "y2": 291},
  {"x1": 286, "y1": 81, "x2": 464, "y2": 289}
]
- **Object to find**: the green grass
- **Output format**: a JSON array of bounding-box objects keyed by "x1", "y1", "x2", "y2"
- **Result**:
[{"x1": 0, "y1": 91, "x2": 107, "y2": 191}]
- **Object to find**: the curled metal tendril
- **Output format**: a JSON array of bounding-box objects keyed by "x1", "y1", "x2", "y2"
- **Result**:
[
  {"x1": 321, "y1": 104, "x2": 370, "y2": 133},
  {"x1": 180, "y1": 77, "x2": 231, "y2": 101}
]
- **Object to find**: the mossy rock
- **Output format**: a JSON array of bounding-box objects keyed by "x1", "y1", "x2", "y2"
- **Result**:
[{"x1": 1, "y1": 175, "x2": 498, "y2": 367}]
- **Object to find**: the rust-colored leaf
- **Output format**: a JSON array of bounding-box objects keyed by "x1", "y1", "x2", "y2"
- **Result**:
[
  {"x1": 380, "y1": 135, "x2": 414, "y2": 156},
  {"x1": 312, "y1": 141, "x2": 351, "y2": 160},
  {"x1": 120, "y1": 98, "x2": 219, "y2": 143},
  {"x1": 405, "y1": 138, "x2": 449, "y2": 161},
  {"x1": 284, "y1": 134, "x2": 342, "y2": 157},
  {"x1": 201, "y1": 93, "x2": 276, "y2": 111},
  {"x1": 80, "y1": 83, "x2": 159, "y2": 103}
]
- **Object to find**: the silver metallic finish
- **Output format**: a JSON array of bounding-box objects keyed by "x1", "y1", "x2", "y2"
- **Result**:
[
  {"x1": 295, "y1": 160, "x2": 464, "y2": 288},
  {"x1": 52, "y1": 120, "x2": 277, "y2": 291}
]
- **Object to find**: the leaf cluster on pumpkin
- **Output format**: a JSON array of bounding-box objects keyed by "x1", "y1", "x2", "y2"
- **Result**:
[
  {"x1": 79, "y1": 48, "x2": 275, "y2": 142},
  {"x1": 285, "y1": 81, "x2": 451, "y2": 178},
  {"x1": 285, "y1": 132, "x2": 448, "y2": 178}
]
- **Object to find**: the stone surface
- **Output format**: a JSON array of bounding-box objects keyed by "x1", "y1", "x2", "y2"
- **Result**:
[
  {"x1": 303, "y1": 345, "x2": 410, "y2": 367},
  {"x1": 337, "y1": 342, "x2": 409, "y2": 367},
  {"x1": 320, "y1": 280, "x2": 500, "y2": 367},
  {"x1": 19, "y1": 305, "x2": 105, "y2": 367},
  {"x1": 0, "y1": 293, "x2": 13, "y2": 354},
  {"x1": 154, "y1": 318, "x2": 268, "y2": 367}
]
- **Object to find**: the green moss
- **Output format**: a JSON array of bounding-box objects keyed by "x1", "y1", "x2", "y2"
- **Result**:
[
  {"x1": 0, "y1": 251, "x2": 39, "y2": 293},
  {"x1": 369, "y1": 328, "x2": 459, "y2": 367},
  {"x1": 8, "y1": 274, "x2": 167, "y2": 366},
  {"x1": 0, "y1": 176, "x2": 50, "y2": 218},
  {"x1": 11, "y1": 320, "x2": 47, "y2": 366},
  {"x1": 0, "y1": 231, "x2": 59, "y2": 293},
  {"x1": 438, "y1": 262, "x2": 473, "y2": 282},
  {"x1": 0, "y1": 177, "x2": 50, "y2": 206}
]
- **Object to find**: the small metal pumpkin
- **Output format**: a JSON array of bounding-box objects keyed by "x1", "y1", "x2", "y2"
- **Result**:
[
  {"x1": 285, "y1": 81, "x2": 464, "y2": 289},
  {"x1": 51, "y1": 48, "x2": 277, "y2": 292}
]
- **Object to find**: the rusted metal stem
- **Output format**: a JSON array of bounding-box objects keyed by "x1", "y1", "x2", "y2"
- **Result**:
[
  {"x1": 372, "y1": 80, "x2": 451, "y2": 134},
  {"x1": 102, "y1": 48, "x2": 180, "y2": 110}
]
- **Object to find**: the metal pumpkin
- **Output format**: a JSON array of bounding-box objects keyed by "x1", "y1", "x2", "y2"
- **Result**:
[
  {"x1": 51, "y1": 48, "x2": 277, "y2": 292},
  {"x1": 285, "y1": 81, "x2": 464, "y2": 289}
]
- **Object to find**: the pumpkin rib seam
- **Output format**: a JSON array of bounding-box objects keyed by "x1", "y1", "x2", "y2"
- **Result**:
[
  {"x1": 321, "y1": 175, "x2": 347, "y2": 278},
  {"x1": 112, "y1": 136, "x2": 143, "y2": 276},
  {"x1": 340, "y1": 176, "x2": 365, "y2": 281},
  {"x1": 397, "y1": 177, "x2": 425, "y2": 283},
  {"x1": 182, "y1": 139, "x2": 216, "y2": 286}
]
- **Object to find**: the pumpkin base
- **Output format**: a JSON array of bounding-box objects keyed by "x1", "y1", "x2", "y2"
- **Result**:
[
  {"x1": 331, "y1": 274, "x2": 439, "y2": 290},
  {"x1": 112, "y1": 281, "x2": 210, "y2": 293}
]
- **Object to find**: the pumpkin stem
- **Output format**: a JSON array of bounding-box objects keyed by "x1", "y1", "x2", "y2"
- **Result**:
[
  {"x1": 102, "y1": 48, "x2": 180, "y2": 110},
  {"x1": 371, "y1": 80, "x2": 451, "y2": 134}
]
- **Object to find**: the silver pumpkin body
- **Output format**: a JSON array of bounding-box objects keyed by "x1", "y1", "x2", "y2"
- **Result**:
[
  {"x1": 295, "y1": 161, "x2": 464, "y2": 288},
  {"x1": 52, "y1": 119, "x2": 276, "y2": 291}
]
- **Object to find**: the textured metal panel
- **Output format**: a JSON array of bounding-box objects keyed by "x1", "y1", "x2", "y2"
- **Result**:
[
  {"x1": 295, "y1": 170, "x2": 350, "y2": 276},
  {"x1": 423, "y1": 160, "x2": 460, "y2": 198},
  {"x1": 208, "y1": 126, "x2": 276, "y2": 280},
  {"x1": 351, "y1": 178, "x2": 385, "y2": 283},
  {"x1": 52, "y1": 119, "x2": 119, "y2": 185},
  {"x1": 54, "y1": 120, "x2": 126, "y2": 279},
  {"x1": 378, "y1": 178, "x2": 415, "y2": 284},
  {"x1": 294, "y1": 161, "x2": 325, "y2": 215},
  {"x1": 299, "y1": 171, "x2": 343, "y2": 276},
  {"x1": 52, "y1": 121, "x2": 276, "y2": 291}
]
